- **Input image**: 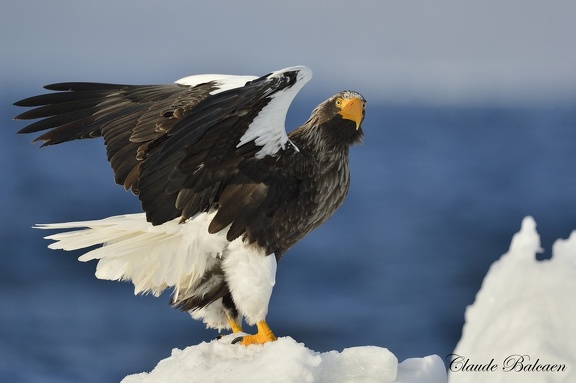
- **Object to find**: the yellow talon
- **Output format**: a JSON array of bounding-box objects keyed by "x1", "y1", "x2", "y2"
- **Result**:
[{"x1": 236, "y1": 320, "x2": 277, "y2": 345}]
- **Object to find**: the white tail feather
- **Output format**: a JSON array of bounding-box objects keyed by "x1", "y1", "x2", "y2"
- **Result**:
[{"x1": 36, "y1": 212, "x2": 229, "y2": 298}]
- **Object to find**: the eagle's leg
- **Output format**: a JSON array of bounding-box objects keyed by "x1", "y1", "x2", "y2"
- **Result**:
[
  {"x1": 222, "y1": 293, "x2": 243, "y2": 333},
  {"x1": 232, "y1": 320, "x2": 277, "y2": 345},
  {"x1": 226, "y1": 313, "x2": 243, "y2": 333}
]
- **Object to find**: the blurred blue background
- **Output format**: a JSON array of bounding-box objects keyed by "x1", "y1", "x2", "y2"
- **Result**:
[{"x1": 2, "y1": 1, "x2": 576, "y2": 382}]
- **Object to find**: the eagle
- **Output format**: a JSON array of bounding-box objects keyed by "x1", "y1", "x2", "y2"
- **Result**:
[{"x1": 15, "y1": 66, "x2": 366, "y2": 345}]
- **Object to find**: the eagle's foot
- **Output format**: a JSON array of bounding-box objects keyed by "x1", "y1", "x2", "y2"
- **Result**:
[{"x1": 232, "y1": 320, "x2": 277, "y2": 345}]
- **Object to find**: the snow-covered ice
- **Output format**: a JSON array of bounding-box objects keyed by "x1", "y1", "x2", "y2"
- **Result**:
[
  {"x1": 450, "y1": 216, "x2": 576, "y2": 382},
  {"x1": 120, "y1": 216, "x2": 576, "y2": 383},
  {"x1": 122, "y1": 335, "x2": 446, "y2": 383}
]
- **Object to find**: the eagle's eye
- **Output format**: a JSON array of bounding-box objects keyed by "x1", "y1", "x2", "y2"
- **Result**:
[{"x1": 335, "y1": 98, "x2": 343, "y2": 107}]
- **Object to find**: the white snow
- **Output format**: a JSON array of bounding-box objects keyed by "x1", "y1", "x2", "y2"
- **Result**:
[
  {"x1": 450, "y1": 216, "x2": 576, "y2": 382},
  {"x1": 119, "y1": 216, "x2": 576, "y2": 383},
  {"x1": 122, "y1": 335, "x2": 446, "y2": 383}
]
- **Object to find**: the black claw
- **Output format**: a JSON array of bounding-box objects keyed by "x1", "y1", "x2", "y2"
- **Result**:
[{"x1": 231, "y1": 336, "x2": 244, "y2": 344}]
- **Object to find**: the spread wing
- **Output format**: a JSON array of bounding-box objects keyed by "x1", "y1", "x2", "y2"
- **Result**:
[
  {"x1": 15, "y1": 73, "x2": 257, "y2": 192},
  {"x1": 15, "y1": 66, "x2": 313, "y2": 243}
]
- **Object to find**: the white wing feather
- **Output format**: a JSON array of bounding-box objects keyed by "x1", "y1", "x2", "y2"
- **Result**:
[
  {"x1": 175, "y1": 74, "x2": 257, "y2": 95},
  {"x1": 237, "y1": 66, "x2": 312, "y2": 158}
]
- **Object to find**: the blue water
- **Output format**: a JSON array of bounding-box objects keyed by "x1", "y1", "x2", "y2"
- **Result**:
[{"x1": 2, "y1": 90, "x2": 576, "y2": 382}]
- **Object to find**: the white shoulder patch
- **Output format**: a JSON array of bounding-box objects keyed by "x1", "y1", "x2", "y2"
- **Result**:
[
  {"x1": 175, "y1": 74, "x2": 257, "y2": 95},
  {"x1": 237, "y1": 66, "x2": 312, "y2": 159}
]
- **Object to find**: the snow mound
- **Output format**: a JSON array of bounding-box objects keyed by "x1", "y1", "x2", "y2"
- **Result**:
[
  {"x1": 122, "y1": 335, "x2": 447, "y2": 383},
  {"x1": 450, "y1": 216, "x2": 576, "y2": 382}
]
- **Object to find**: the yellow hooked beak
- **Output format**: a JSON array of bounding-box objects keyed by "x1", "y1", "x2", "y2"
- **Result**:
[{"x1": 338, "y1": 97, "x2": 364, "y2": 129}]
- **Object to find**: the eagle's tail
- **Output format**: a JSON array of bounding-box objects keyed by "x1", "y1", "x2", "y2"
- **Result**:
[{"x1": 35, "y1": 212, "x2": 229, "y2": 299}]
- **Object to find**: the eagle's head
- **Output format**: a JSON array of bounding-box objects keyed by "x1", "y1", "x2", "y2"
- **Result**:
[
  {"x1": 332, "y1": 90, "x2": 366, "y2": 138},
  {"x1": 300, "y1": 90, "x2": 365, "y2": 148}
]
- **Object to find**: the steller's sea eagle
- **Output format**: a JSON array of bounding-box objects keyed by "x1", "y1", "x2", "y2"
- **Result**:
[{"x1": 15, "y1": 66, "x2": 366, "y2": 345}]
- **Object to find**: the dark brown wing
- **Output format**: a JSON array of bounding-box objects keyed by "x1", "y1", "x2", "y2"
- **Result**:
[
  {"x1": 16, "y1": 67, "x2": 313, "y2": 247},
  {"x1": 15, "y1": 81, "x2": 217, "y2": 192}
]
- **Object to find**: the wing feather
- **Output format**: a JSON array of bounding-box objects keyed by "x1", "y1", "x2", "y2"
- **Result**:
[{"x1": 16, "y1": 82, "x2": 219, "y2": 191}]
